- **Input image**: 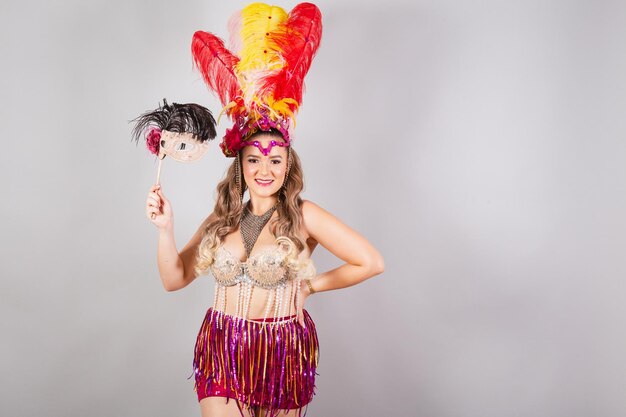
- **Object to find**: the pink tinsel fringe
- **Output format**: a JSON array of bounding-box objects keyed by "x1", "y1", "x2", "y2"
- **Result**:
[{"x1": 192, "y1": 307, "x2": 319, "y2": 417}]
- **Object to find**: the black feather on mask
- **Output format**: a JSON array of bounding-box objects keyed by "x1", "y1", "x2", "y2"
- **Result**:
[{"x1": 131, "y1": 98, "x2": 217, "y2": 145}]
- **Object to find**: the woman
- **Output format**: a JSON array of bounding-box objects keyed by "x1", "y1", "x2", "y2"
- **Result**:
[
  {"x1": 145, "y1": 127, "x2": 384, "y2": 416},
  {"x1": 146, "y1": 3, "x2": 384, "y2": 416}
]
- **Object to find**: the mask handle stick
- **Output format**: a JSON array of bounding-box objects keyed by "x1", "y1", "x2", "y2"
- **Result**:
[
  {"x1": 156, "y1": 157, "x2": 163, "y2": 185},
  {"x1": 151, "y1": 157, "x2": 164, "y2": 220}
]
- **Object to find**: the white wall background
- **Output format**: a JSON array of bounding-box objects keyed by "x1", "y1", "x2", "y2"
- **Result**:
[{"x1": 1, "y1": 0, "x2": 625, "y2": 416}]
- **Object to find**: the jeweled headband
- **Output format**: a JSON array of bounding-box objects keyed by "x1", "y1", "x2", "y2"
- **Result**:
[{"x1": 191, "y1": 2, "x2": 323, "y2": 157}]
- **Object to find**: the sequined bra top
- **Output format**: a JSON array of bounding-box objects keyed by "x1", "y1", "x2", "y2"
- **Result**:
[
  {"x1": 209, "y1": 237, "x2": 316, "y2": 321},
  {"x1": 210, "y1": 245, "x2": 291, "y2": 290}
]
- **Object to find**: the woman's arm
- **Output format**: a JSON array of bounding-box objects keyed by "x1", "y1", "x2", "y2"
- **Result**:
[
  {"x1": 157, "y1": 215, "x2": 212, "y2": 292},
  {"x1": 147, "y1": 184, "x2": 212, "y2": 291},
  {"x1": 301, "y1": 200, "x2": 384, "y2": 294}
]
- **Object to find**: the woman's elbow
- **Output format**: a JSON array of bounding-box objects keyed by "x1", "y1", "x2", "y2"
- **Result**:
[
  {"x1": 367, "y1": 254, "x2": 385, "y2": 277},
  {"x1": 163, "y1": 271, "x2": 196, "y2": 292},
  {"x1": 161, "y1": 276, "x2": 183, "y2": 292}
]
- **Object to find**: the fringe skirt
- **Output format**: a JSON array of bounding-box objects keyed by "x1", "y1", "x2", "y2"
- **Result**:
[{"x1": 192, "y1": 307, "x2": 320, "y2": 417}]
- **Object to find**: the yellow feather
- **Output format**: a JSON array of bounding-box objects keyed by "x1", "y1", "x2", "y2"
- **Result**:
[
  {"x1": 236, "y1": 3, "x2": 288, "y2": 74},
  {"x1": 266, "y1": 96, "x2": 298, "y2": 125}
]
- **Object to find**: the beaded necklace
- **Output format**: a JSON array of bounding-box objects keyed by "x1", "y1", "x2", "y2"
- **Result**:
[{"x1": 240, "y1": 200, "x2": 278, "y2": 258}]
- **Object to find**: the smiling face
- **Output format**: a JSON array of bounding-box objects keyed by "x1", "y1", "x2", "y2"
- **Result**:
[{"x1": 241, "y1": 133, "x2": 289, "y2": 199}]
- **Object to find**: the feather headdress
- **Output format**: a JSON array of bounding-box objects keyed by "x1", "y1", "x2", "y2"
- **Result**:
[{"x1": 192, "y1": 2, "x2": 322, "y2": 157}]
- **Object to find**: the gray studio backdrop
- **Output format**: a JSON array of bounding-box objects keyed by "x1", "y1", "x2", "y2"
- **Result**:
[{"x1": 2, "y1": 0, "x2": 625, "y2": 416}]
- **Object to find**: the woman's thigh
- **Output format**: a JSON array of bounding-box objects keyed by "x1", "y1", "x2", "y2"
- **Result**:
[{"x1": 199, "y1": 396, "x2": 255, "y2": 417}]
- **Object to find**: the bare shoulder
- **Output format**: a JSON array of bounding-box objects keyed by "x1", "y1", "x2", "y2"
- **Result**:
[
  {"x1": 301, "y1": 199, "x2": 324, "y2": 218},
  {"x1": 300, "y1": 199, "x2": 343, "y2": 241},
  {"x1": 301, "y1": 199, "x2": 323, "y2": 244},
  {"x1": 301, "y1": 199, "x2": 330, "y2": 228}
]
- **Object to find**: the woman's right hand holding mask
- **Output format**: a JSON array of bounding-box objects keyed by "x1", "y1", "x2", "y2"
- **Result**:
[{"x1": 146, "y1": 184, "x2": 173, "y2": 230}]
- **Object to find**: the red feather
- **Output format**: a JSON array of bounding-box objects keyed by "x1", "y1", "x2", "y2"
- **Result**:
[
  {"x1": 260, "y1": 3, "x2": 322, "y2": 109},
  {"x1": 191, "y1": 31, "x2": 241, "y2": 107}
]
